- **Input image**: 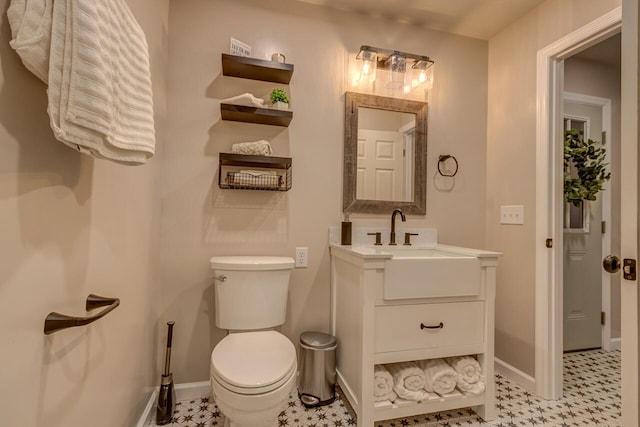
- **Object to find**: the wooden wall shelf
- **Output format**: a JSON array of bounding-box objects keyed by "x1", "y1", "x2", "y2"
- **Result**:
[
  {"x1": 219, "y1": 153, "x2": 292, "y2": 169},
  {"x1": 221, "y1": 54, "x2": 294, "y2": 84},
  {"x1": 220, "y1": 103, "x2": 292, "y2": 127}
]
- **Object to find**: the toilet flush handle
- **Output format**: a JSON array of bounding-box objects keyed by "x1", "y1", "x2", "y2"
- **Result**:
[{"x1": 214, "y1": 275, "x2": 227, "y2": 282}]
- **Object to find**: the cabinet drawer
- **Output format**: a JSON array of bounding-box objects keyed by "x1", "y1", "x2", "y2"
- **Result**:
[
  {"x1": 383, "y1": 257, "x2": 481, "y2": 300},
  {"x1": 374, "y1": 302, "x2": 484, "y2": 354}
]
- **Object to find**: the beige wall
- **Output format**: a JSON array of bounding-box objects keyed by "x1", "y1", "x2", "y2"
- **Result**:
[
  {"x1": 0, "y1": 0, "x2": 169, "y2": 425},
  {"x1": 564, "y1": 55, "x2": 622, "y2": 339},
  {"x1": 486, "y1": 0, "x2": 621, "y2": 376},
  {"x1": 164, "y1": 0, "x2": 489, "y2": 383}
]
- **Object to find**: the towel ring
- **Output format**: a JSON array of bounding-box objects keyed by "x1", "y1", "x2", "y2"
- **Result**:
[{"x1": 437, "y1": 155, "x2": 458, "y2": 177}]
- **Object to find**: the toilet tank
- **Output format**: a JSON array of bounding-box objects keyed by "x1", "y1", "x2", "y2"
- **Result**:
[{"x1": 210, "y1": 256, "x2": 295, "y2": 330}]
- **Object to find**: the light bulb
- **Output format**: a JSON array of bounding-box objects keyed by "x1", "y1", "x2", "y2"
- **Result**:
[
  {"x1": 360, "y1": 48, "x2": 377, "y2": 83},
  {"x1": 412, "y1": 58, "x2": 433, "y2": 91}
]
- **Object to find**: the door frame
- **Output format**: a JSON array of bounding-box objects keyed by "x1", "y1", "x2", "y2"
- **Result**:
[
  {"x1": 534, "y1": 6, "x2": 621, "y2": 400},
  {"x1": 563, "y1": 92, "x2": 613, "y2": 352},
  {"x1": 399, "y1": 120, "x2": 416, "y2": 201}
]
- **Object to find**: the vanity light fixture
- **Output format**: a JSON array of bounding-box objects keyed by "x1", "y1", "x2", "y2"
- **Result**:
[{"x1": 353, "y1": 45, "x2": 434, "y2": 94}]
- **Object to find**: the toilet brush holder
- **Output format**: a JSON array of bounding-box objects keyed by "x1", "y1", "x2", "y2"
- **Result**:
[
  {"x1": 156, "y1": 321, "x2": 176, "y2": 425},
  {"x1": 156, "y1": 373, "x2": 175, "y2": 425}
]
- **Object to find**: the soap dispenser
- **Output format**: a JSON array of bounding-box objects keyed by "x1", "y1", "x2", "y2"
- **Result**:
[{"x1": 341, "y1": 213, "x2": 352, "y2": 245}]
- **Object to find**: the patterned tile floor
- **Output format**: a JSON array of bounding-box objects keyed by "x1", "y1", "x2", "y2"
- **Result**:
[{"x1": 151, "y1": 349, "x2": 620, "y2": 427}]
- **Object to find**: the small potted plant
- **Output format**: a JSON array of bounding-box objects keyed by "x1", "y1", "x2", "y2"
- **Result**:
[{"x1": 270, "y1": 88, "x2": 289, "y2": 111}]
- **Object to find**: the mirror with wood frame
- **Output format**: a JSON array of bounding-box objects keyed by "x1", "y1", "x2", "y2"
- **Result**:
[{"x1": 343, "y1": 92, "x2": 428, "y2": 214}]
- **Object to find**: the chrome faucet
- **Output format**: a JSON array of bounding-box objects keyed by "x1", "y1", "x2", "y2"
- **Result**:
[{"x1": 389, "y1": 209, "x2": 406, "y2": 245}]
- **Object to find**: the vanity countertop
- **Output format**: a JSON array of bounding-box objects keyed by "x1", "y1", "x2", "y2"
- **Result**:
[
  {"x1": 328, "y1": 227, "x2": 502, "y2": 260},
  {"x1": 329, "y1": 242, "x2": 502, "y2": 259}
]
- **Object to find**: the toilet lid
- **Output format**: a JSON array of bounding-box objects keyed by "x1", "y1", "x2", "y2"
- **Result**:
[
  {"x1": 210, "y1": 256, "x2": 294, "y2": 271},
  {"x1": 211, "y1": 331, "x2": 296, "y2": 390}
]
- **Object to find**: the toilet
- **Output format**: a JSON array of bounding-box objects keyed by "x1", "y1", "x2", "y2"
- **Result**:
[{"x1": 209, "y1": 256, "x2": 297, "y2": 427}]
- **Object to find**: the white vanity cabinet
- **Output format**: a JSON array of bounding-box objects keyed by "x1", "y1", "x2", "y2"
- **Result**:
[{"x1": 329, "y1": 243, "x2": 500, "y2": 426}]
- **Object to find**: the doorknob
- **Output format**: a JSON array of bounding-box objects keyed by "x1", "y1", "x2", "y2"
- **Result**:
[{"x1": 603, "y1": 255, "x2": 621, "y2": 273}]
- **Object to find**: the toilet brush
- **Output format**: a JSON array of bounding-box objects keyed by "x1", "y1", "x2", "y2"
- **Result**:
[{"x1": 156, "y1": 321, "x2": 176, "y2": 425}]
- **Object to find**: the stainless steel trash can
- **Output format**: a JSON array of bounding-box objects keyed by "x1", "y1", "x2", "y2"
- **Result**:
[{"x1": 298, "y1": 331, "x2": 337, "y2": 407}]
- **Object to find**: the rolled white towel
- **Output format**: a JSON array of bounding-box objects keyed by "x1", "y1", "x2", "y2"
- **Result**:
[
  {"x1": 457, "y1": 380, "x2": 485, "y2": 395},
  {"x1": 446, "y1": 356, "x2": 482, "y2": 384},
  {"x1": 373, "y1": 365, "x2": 397, "y2": 402},
  {"x1": 446, "y1": 356, "x2": 485, "y2": 395},
  {"x1": 385, "y1": 362, "x2": 429, "y2": 402},
  {"x1": 417, "y1": 359, "x2": 457, "y2": 396},
  {"x1": 231, "y1": 140, "x2": 273, "y2": 156},
  {"x1": 221, "y1": 93, "x2": 264, "y2": 107}
]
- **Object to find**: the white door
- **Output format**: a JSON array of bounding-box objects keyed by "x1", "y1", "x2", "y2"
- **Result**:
[
  {"x1": 620, "y1": 1, "x2": 639, "y2": 423},
  {"x1": 562, "y1": 104, "x2": 604, "y2": 351},
  {"x1": 356, "y1": 129, "x2": 405, "y2": 201}
]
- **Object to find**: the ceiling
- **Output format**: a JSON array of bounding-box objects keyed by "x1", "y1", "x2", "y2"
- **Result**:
[{"x1": 292, "y1": 0, "x2": 548, "y2": 40}]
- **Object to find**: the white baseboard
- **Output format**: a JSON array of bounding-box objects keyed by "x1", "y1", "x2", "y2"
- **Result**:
[
  {"x1": 136, "y1": 389, "x2": 157, "y2": 427},
  {"x1": 494, "y1": 357, "x2": 536, "y2": 393},
  {"x1": 175, "y1": 380, "x2": 212, "y2": 401},
  {"x1": 610, "y1": 337, "x2": 621, "y2": 351},
  {"x1": 336, "y1": 369, "x2": 358, "y2": 409},
  {"x1": 136, "y1": 381, "x2": 211, "y2": 427}
]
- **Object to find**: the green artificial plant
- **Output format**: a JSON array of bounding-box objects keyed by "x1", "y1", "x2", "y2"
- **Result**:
[
  {"x1": 564, "y1": 129, "x2": 610, "y2": 207},
  {"x1": 269, "y1": 88, "x2": 289, "y2": 104}
]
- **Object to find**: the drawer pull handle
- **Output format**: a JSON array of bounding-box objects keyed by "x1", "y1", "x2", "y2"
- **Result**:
[{"x1": 420, "y1": 322, "x2": 444, "y2": 330}]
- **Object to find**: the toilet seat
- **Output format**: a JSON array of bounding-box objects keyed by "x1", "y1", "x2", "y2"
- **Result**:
[
  {"x1": 211, "y1": 362, "x2": 296, "y2": 396},
  {"x1": 211, "y1": 331, "x2": 296, "y2": 395}
]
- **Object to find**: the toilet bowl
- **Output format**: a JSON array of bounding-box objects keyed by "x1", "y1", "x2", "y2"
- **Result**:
[{"x1": 210, "y1": 330, "x2": 297, "y2": 427}]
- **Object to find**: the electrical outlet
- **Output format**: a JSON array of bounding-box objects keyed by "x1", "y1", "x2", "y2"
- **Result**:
[
  {"x1": 500, "y1": 205, "x2": 525, "y2": 225},
  {"x1": 295, "y1": 247, "x2": 308, "y2": 268}
]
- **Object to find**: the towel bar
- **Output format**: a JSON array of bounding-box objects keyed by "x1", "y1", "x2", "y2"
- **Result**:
[{"x1": 44, "y1": 294, "x2": 120, "y2": 335}]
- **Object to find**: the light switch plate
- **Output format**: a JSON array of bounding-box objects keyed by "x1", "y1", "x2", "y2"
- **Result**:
[{"x1": 500, "y1": 205, "x2": 524, "y2": 225}]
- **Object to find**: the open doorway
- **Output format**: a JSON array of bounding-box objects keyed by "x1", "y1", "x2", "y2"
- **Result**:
[
  {"x1": 562, "y1": 33, "x2": 621, "y2": 359},
  {"x1": 534, "y1": 5, "x2": 623, "y2": 403},
  {"x1": 536, "y1": 5, "x2": 640, "y2": 425}
]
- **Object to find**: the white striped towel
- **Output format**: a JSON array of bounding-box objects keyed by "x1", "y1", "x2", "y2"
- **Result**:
[
  {"x1": 47, "y1": 0, "x2": 155, "y2": 164},
  {"x1": 417, "y1": 358, "x2": 457, "y2": 395},
  {"x1": 373, "y1": 365, "x2": 397, "y2": 402},
  {"x1": 7, "y1": 0, "x2": 52, "y2": 83},
  {"x1": 446, "y1": 356, "x2": 485, "y2": 395},
  {"x1": 385, "y1": 362, "x2": 429, "y2": 402}
]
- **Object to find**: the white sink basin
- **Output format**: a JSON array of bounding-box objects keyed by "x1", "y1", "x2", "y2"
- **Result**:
[{"x1": 382, "y1": 247, "x2": 481, "y2": 300}]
